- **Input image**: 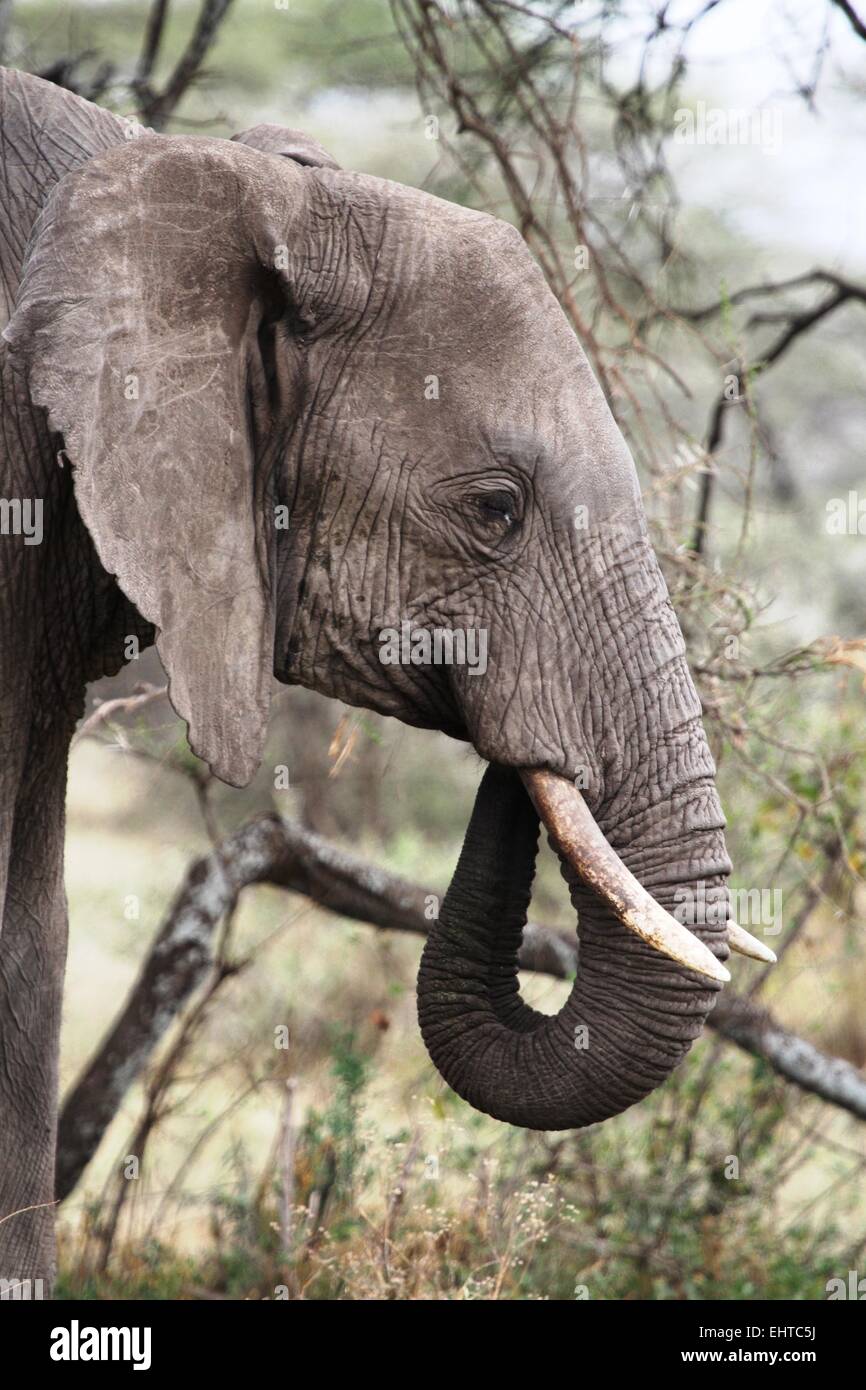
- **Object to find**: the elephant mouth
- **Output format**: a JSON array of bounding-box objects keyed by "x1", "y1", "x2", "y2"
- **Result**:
[
  {"x1": 520, "y1": 768, "x2": 775, "y2": 974},
  {"x1": 525, "y1": 767, "x2": 778, "y2": 973}
]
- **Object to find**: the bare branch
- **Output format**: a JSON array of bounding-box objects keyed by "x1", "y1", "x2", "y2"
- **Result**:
[
  {"x1": 134, "y1": 0, "x2": 171, "y2": 92},
  {"x1": 690, "y1": 279, "x2": 866, "y2": 552},
  {"x1": 830, "y1": 0, "x2": 866, "y2": 42},
  {"x1": 136, "y1": 0, "x2": 235, "y2": 129},
  {"x1": 72, "y1": 684, "x2": 167, "y2": 747},
  {"x1": 57, "y1": 811, "x2": 866, "y2": 1201},
  {"x1": 652, "y1": 270, "x2": 866, "y2": 327}
]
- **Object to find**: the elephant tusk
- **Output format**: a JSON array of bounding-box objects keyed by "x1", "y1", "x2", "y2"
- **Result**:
[
  {"x1": 519, "y1": 768, "x2": 730, "y2": 985},
  {"x1": 727, "y1": 921, "x2": 777, "y2": 963}
]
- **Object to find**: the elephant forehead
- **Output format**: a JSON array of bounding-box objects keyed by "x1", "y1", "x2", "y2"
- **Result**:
[
  {"x1": 306, "y1": 170, "x2": 643, "y2": 515},
  {"x1": 317, "y1": 167, "x2": 559, "y2": 338}
]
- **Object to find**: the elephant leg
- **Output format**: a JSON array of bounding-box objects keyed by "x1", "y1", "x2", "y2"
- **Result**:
[{"x1": 0, "y1": 725, "x2": 71, "y2": 1298}]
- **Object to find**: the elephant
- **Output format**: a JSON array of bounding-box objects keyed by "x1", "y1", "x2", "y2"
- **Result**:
[{"x1": 0, "y1": 66, "x2": 773, "y2": 1292}]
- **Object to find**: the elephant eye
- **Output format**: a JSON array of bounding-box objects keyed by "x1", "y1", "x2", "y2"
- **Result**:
[{"x1": 475, "y1": 490, "x2": 519, "y2": 529}]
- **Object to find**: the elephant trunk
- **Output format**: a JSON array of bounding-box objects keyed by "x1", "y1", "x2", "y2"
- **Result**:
[{"x1": 417, "y1": 763, "x2": 732, "y2": 1130}]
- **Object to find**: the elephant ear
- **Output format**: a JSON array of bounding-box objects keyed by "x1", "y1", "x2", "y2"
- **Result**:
[
  {"x1": 232, "y1": 123, "x2": 341, "y2": 170},
  {"x1": 4, "y1": 134, "x2": 312, "y2": 786}
]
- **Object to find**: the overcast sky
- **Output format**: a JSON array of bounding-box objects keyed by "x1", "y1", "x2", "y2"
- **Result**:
[{"x1": 665, "y1": 0, "x2": 865, "y2": 268}]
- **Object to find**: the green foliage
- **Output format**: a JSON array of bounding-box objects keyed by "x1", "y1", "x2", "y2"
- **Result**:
[{"x1": 301, "y1": 1028, "x2": 369, "y2": 1212}]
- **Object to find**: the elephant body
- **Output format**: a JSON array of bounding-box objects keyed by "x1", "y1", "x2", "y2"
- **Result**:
[
  {"x1": 0, "y1": 68, "x2": 735, "y2": 1292},
  {"x1": 0, "y1": 71, "x2": 153, "y2": 1287}
]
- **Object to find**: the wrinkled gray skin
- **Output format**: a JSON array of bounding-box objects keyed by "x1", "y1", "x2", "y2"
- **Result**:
[{"x1": 0, "y1": 69, "x2": 730, "y2": 1289}]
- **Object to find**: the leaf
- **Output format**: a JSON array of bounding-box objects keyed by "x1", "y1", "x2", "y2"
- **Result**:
[
  {"x1": 328, "y1": 714, "x2": 360, "y2": 777},
  {"x1": 821, "y1": 637, "x2": 866, "y2": 690}
]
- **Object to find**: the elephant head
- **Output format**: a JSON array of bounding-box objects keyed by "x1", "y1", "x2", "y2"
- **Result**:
[{"x1": 4, "y1": 100, "x2": 771, "y2": 1138}]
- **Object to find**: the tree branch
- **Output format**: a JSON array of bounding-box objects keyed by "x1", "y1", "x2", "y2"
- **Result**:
[
  {"x1": 57, "y1": 811, "x2": 866, "y2": 1201},
  {"x1": 137, "y1": 0, "x2": 234, "y2": 129},
  {"x1": 830, "y1": 0, "x2": 866, "y2": 42},
  {"x1": 133, "y1": 0, "x2": 171, "y2": 93},
  {"x1": 32, "y1": 0, "x2": 235, "y2": 127},
  {"x1": 690, "y1": 278, "x2": 866, "y2": 552}
]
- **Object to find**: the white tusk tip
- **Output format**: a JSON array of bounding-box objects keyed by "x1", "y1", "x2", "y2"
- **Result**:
[{"x1": 727, "y1": 921, "x2": 777, "y2": 964}]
